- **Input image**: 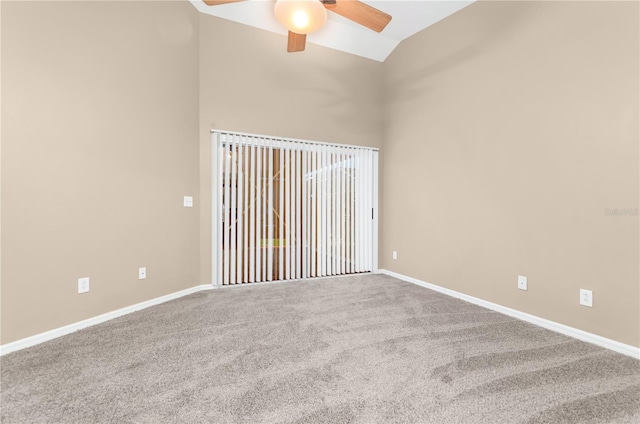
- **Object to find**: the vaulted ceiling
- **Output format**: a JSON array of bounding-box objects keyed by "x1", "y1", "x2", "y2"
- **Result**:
[{"x1": 190, "y1": 0, "x2": 475, "y2": 61}]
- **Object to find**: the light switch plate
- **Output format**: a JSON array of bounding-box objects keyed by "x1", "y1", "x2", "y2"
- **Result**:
[
  {"x1": 139, "y1": 267, "x2": 146, "y2": 280},
  {"x1": 183, "y1": 196, "x2": 193, "y2": 208}
]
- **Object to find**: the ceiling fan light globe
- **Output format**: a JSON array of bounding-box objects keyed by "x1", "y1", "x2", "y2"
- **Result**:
[
  {"x1": 292, "y1": 10, "x2": 309, "y2": 30},
  {"x1": 274, "y1": 0, "x2": 327, "y2": 34}
]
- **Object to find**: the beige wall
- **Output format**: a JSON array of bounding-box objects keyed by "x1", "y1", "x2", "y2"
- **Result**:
[
  {"x1": 2, "y1": 0, "x2": 637, "y2": 349},
  {"x1": 0, "y1": 3, "x2": 383, "y2": 344},
  {"x1": 197, "y1": 14, "x2": 383, "y2": 286},
  {"x1": 381, "y1": 0, "x2": 639, "y2": 346},
  {"x1": 1, "y1": 1, "x2": 200, "y2": 344}
]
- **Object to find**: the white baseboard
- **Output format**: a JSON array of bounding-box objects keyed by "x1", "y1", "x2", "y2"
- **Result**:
[
  {"x1": 378, "y1": 269, "x2": 640, "y2": 359},
  {"x1": 0, "y1": 284, "x2": 216, "y2": 356},
  {"x1": 4, "y1": 273, "x2": 638, "y2": 360},
  {"x1": 1, "y1": 275, "x2": 359, "y2": 355}
]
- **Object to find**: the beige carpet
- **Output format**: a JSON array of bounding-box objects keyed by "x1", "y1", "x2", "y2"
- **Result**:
[{"x1": 1, "y1": 274, "x2": 639, "y2": 423}]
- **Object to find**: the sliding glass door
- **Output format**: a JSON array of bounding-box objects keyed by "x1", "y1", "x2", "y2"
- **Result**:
[{"x1": 212, "y1": 131, "x2": 377, "y2": 286}]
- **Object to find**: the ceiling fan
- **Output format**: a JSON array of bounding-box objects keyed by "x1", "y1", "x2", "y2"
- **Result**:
[{"x1": 202, "y1": 0, "x2": 392, "y2": 52}]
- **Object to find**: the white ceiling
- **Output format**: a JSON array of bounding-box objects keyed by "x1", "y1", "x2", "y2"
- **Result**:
[{"x1": 190, "y1": 0, "x2": 475, "y2": 62}]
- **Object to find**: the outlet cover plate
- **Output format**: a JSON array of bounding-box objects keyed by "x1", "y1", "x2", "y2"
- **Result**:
[
  {"x1": 580, "y1": 289, "x2": 593, "y2": 307},
  {"x1": 183, "y1": 196, "x2": 193, "y2": 208},
  {"x1": 139, "y1": 267, "x2": 147, "y2": 280},
  {"x1": 392, "y1": 251, "x2": 398, "y2": 260},
  {"x1": 517, "y1": 275, "x2": 528, "y2": 291},
  {"x1": 78, "y1": 277, "x2": 90, "y2": 294}
]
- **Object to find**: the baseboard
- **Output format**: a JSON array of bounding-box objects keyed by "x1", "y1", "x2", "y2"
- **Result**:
[
  {"x1": 0, "y1": 284, "x2": 216, "y2": 356},
  {"x1": 0, "y1": 275, "x2": 359, "y2": 355},
  {"x1": 5, "y1": 274, "x2": 638, "y2": 360},
  {"x1": 378, "y1": 269, "x2": 640, "y2": 359}
]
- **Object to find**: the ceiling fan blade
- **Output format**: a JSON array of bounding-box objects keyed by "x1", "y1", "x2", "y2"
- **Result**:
[
  {"x1": 287, "y1": 31, "x2": 306, "y2": 52},
  {"x1": 202, "y1": 0, "x2": 247, "y2": 6},
  {"x1": 324, "y1": 0, "x2": 392, "y2": 33}
]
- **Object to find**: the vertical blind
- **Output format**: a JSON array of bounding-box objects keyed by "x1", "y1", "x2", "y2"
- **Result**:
[{"x1": 214, "y1": 131, "x2": 377, "y2": 286}]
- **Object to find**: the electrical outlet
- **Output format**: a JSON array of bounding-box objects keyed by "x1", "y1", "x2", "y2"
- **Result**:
[
  {"x1": 517, "y1": 275, "x2": 528, "y2": 291},
  {"x1": 392, "y1": 251, "x2": 398, "y2": 260},
  {"x1": 580, "y1": 289, "x2": 593, "y2": 307},
  {"x1": 183, "y1": 196, "x2": 193, "y2": 208},
  {"x1": 78, "y1": 277, "x2": 90, "y2": 294},
  {"x1": 139, "y1": 267, "x2": 147, "y2": 280}
]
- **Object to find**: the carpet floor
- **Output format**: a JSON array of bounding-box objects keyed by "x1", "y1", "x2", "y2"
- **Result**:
[{"x1": 1, "y1": 274, "x2": 639, "y2": 423}]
